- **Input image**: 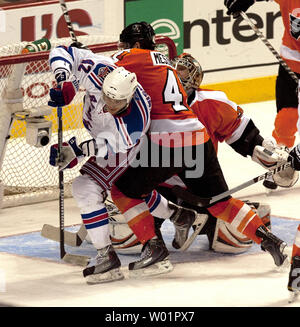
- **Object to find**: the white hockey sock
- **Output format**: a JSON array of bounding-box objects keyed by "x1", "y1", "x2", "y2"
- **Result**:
[
  {"x1": 145, "y1": 190, "x2": 174, "y2": 219},
  {"x1": 81, "y1": 207, "x2": 111, "y2": 249}
]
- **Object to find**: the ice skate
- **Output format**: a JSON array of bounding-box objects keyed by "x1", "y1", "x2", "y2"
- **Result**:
[
  {"x1": 256, "y1": 225, "x2": 287, "y2": 266},
  {"x1": 83, "y1": 245, "x2": 124, "y2": 284},
  {"x1": 288, "y1": 256, "x2": 300, "y2": 303},
  {"x1": 128, "y1": 238, "x2": 173, "y2": 278},
  {"x1": 169, "y1": 202, "x2": 208, "y2": 251}
]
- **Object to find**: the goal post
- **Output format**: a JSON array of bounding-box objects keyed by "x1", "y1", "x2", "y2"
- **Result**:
[{"x1": 0, "y1": 35, "x2": 177, "y2": 208}]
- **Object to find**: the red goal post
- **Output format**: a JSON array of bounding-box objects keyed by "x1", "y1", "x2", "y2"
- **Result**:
[{"x1": 0, "y1": 35, "x2": 177, "y2": 208}]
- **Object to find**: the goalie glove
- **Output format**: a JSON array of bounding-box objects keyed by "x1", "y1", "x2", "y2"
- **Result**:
[
  {"x1": 49, "y1": 137, "x2": 97, "y2": 171},
  {"x1": 48, "y1": 77, "x2": 79, "y2": 107},
  {"x1": 252, "y1": 141, "x2": 299, "y2": 188},
  {"x1": 252, "y1": 137, "x2": 284, "y2": 169},
  {"x1": 224, "y1": 0, "x2": 268, "y2": 18}
]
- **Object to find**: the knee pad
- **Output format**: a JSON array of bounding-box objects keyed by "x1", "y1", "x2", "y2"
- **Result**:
[{"x1": 72, "y1": 174, "x2": 106, "y2": 211}]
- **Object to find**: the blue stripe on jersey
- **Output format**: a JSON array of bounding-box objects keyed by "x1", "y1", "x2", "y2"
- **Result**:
[
  {"x1": 66, "y1": 46, "x2": 74, "y2": 61},
  {"x1": 113, "y1": 91, "x2": 149, "y2": 147},
  {"x1": 50, "y1": 56, "x2": 72, "y2": 68},
  {"x1": 88, "y1": 75, "x2": 102, "y2": 90},
  {"x1": 136, "y1": 86, "x2": 150, "y2": 122}
]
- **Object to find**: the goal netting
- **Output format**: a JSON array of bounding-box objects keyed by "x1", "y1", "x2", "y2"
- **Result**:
[{"x1": 0, "y1": 35, "x2": 177, "y2": 208}]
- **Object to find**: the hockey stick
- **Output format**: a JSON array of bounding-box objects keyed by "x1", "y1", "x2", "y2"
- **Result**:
[
  {"x1": 240, "y1": 11, "x2": 298, "y2": 85},
  {"x1": 56, "y1": 107, "x2": 90, "y2": 266},
  {"x1": 172, "y1": 162, "x2": 292, "y2": 207},
  {"x1": 41, "y1": 223, "x2": 87, "y2": 247},
  {"x1": 58, "y1": 0, "x2": 78, "y2": 43},
  {"x1": 41, "y1": 201, "x2": 121, "y2": 247}
]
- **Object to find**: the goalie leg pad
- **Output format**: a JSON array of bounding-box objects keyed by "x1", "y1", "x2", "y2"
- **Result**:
[
  {"x1": 210, "y1": 200, "x2": 272, "y2": 254},
  {"x1": 109, "y1": 215, "x2": 142, "y2": 254},
  {"x1": 211, "y1": 219, "x2": 253, "y2": 254},
  {"x1": 245, "y1": 201, "x2": 271, "y2": 230}
]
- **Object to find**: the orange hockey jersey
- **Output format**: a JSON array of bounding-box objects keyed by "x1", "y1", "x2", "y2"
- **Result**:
[
  {"x1": 112, "y1": 48, "x2": 209, "y2": 147},
  {"x1": 190, "y1": 88, "x2": 249, "y2": 153},
  {"x1": 275, "y1": 0, "x2": 300, "y2": 73}
]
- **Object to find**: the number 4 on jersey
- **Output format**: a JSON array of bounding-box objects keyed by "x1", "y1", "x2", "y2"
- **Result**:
[{"x1": 163, "y1": 69, "x2": 188, "y2": 112}]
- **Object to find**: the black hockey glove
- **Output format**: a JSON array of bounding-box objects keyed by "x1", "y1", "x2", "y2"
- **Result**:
[
  {"x1": 288, "y1": 144, "x2": 300, "y2": 171},
  {"x1": 224, "y1": 0, "x2": 268, "y2": 18},
  {"x1": 70, "y1": 41, "x2": 89, "y2": 50}
]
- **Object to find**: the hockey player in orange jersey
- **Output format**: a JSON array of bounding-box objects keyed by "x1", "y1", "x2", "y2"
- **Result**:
[
  {"x1": 108, "y1": 22, "x2": 289, "y2": 276},
  {"x1": 154, "y1": 53, "x2": 298, "y2": 254},
  {"x1": 225, "y1": 0, "x2": 300, "y2": 187}
]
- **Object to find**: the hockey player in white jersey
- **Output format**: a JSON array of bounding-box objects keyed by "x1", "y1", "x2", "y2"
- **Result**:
[{"x1": 47, "y1": 45, "x2": 198, "y2": 283}]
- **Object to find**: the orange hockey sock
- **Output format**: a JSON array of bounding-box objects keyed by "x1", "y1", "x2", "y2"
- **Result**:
[
  {"x1": 207, "y1": 198, "x2": 264, "y2": 244},
  {"x1": 110, "y1": 184, "x2": 156, "y2": 244},
  {"x1": 272, "y1": 107, "x2": 298, "y2": 148}
]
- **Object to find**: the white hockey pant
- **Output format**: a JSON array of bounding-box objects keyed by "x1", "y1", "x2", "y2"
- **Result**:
[{"x1": 72, "y1": 174, "x2": 110, "y2": 250}]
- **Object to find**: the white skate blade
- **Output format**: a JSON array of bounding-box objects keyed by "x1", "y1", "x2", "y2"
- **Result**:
[
  {"x1": 86, "y1": 268, "x2": 124, "y2": 284},
  {"x1": 274, "y1": 254, "x2": 290, "y2": 273},
  {"x1": 179, "y1": 218, "x2": 206, "y2": 252},
  {"x1": 129, "y1": 259, "x2": 173, "y2": 279},
  {"x1": 288, "y1": 291, "x2": 299, "y2": 303},
  {"x1": 63, "y1": 253, "x2": 90, "y2": 266}
]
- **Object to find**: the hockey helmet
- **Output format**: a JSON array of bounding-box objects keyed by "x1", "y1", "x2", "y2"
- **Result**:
[
  {"x1": 119, "y1": 21, "x2": 156, "y2": 50},
  {"x1": 172, "y1": 53, "x2": 204, "y2": 92},
  {"x1": 102, "y1": 67, "x2": 138, "y2": 115}
]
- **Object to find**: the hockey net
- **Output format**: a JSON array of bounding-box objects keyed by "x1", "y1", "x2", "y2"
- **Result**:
[{"x1": 0, "y1": 35, "x2": 177, "y2": 208}]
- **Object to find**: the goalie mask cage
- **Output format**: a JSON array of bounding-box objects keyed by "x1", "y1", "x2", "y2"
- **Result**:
[{"x1": 0, "y1": 35, "x2": 177, "y2": 208}]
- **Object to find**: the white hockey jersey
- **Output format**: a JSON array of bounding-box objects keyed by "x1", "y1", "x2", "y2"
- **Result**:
[{"x1": 49, "y1": 46, "x2": 151, "y2": 159}]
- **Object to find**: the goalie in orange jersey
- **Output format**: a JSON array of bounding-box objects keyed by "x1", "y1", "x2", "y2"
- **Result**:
[
  {"x1": 155, "y1": 53, "x2": 298, "y2": 255},
  {"x1": 107, "y1": 22, "x2": 289, "y2": 278}
]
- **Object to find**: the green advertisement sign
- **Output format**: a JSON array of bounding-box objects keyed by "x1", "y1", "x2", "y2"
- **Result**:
[{"x1": 124, "y1": 0, "x2": 183, "y2": 55}]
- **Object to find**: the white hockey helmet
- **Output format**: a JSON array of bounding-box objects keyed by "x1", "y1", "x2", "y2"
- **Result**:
[
  {"x1": 172, "y1": 53, "x2": 203, "y2": 92},
  {"x1": 102, "y1": 66, "x2": 138, "y2": 115}
]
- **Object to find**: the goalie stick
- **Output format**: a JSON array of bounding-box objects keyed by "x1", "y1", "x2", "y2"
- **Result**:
[
  {"x1": 240, "y1": 11, "x2": 298, "y2": 85},
  {"x1": 172, "y1": 162, "x2": 292, "y2": 207}
]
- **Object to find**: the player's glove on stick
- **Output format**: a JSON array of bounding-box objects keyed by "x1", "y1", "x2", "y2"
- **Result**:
[
  {"x1": 224, "y1": 0, "x2": 268, "y2": 18},
  {"x1": 50, "y1": 136, "x2": 84, "y2": 170},
  {"x1": 48, "y1": 79, "x2": 79, "y2": 107},
  {"x1": 50, "y1": 137, "x2": 97, "y2": 170}
]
